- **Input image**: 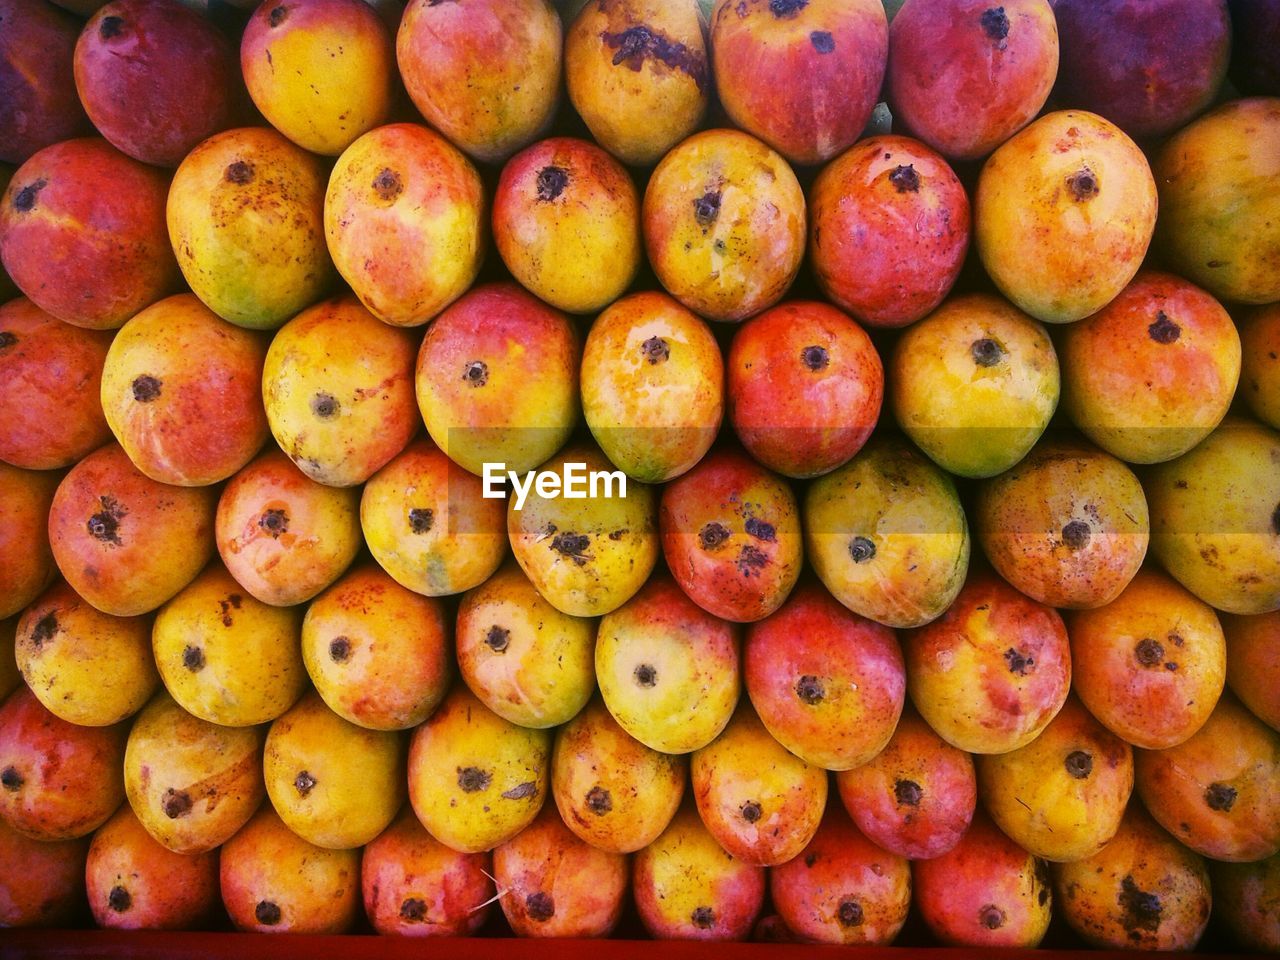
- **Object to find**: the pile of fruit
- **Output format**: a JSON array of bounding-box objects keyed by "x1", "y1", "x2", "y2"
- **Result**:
[{"x1": 1, "y1": 0, "x2": 1278, "y2": 950}]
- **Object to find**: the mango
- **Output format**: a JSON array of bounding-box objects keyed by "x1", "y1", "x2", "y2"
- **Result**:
[
  {"x1": 1240, "y1": 304, "x2": 1280, "y2": 429},
  {"x1": 0, "y1": 0, "x2": 88, "y2": 164},
  {"x1": 0, "y1": 463, "x2": 58, "y2": 619},
  {"x1": 0, "y1": 818, "x2": 87, "y2": 927},
  {"x1": 1223, "y1": 610, "x2": 1280, "y2": 731},
  {"x1": 1210, "y1": 855, "x2": 1280, "y2": 952}
]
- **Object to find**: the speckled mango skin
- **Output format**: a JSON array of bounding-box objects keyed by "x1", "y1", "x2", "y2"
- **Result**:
[
  {"x1": 0, "y1": 297, "x2": 113, "y2": 470},
  {"x1": 582, "y1": 291, "x2": 724, "y2": 484},
  {"x1": 835, "y1": 707, "x2": 976, "y2": 860},
  {"x1": 16, "y1": 580, "x2": 157, "y2": 727},
  {"x1": 153, "y1": 563, "x2": 306, "y2": 728},
  {"x1": 565, "y1": 0, "x2": 709, "y2": 167},
  {"x1": 493, "y1": 802, "x2": 628, "y2": 938},
  {"x1": 167, "y1": 127, "x2": 332, "y2": 331},
  {"x1": 633, "y1": 801, "x2": 766, "y2": 941},
  {"x1": 975, "y1": 110, "x2": 1157, "y2": 324},
  {"x1": 416, "y1": 283, "x2": 580, "y2": 478},
  {"x1": 456, "y1": 561, "x2": 595, "y2": 729},
  {"x1": 0, "y1": 463, "x2": 58, "y2": 620},
  {"x1": 47, "y1": 443, "x2": 217, "y2": 617},
  {"x1": 770, "y1": 805, "x2": 912, "y2": 946},
  {"x1": 241, "y1": 0, "x2": 393, "y2": 157},
  {"x1": 494, "y1": 137, "x2": 640, "y2": 315},
  {"x1": 263, "y1": 295, "x2": 418, "y2": 488},
  {"x1": 891, "y1": 293, "x2": 1060, "y2": 479},
  {"x1": 691, "y1": 699, "x2": 827, "y2": 866},
  {"x1": 85, "y1": 803, "x2": 219, "y2": 931},
  {"x1": 1145, "y1": 417, "x2": 1280, "y2": 615},
  {"x1": 1210, "y1": 855, "x2": 1280, "y2": 952},
  {"x1": 1155, "y1": 97, "x2": 1280, "y2": 305},
  {"x1": 1240, "y1": 304, "x2": 1280, "y2": 429},
  {"x1": 745, "y1": 582, "x2": 904, "y2": 771},
  {"x1": 263, "y1": 689, "x2": 405, "y2": 850},
  {"x1": 1068, "y1": 569, "x2": 1226, "y2": 750},
  {"x1": 397, "y1": 0, "x2": 562, "y2": 165},
  {"x1": 712, "y1": 0, "x2": 887, "y2": 167},
  {"x1": 978, "y1": 695, "x2": 1134, "y2": 863},
  {"x1": 0, "y1": 686, "x2": 126, "y2": 841},
  {"x1": 219, "y1": 806, "x2": 361, "y2": 934},
  {"x1": 804, "y1": 436, "x2": 969, "y2": 629},
  {"x1": 1061, "y1": 271, "x2": 1240, "y2": 464},
  {"x1": 596, "y1": 573, "x2": 740, "y2": 754},
  {"x1": 660, "y1": 448, "x2": 802, "y2": 622},
  {"x1": 302, "y1": 564, "x2": 452, "y2": 732},
  {"x1": 809, "y1": 136, "x2": 969, "y2": 329},
  {"x1": 1051, "y1": 805, "x2": 1210, "y2": 951},
  {"x1": 101, "y1": 294, "x2": 269, "y2": 486},
  {"x1": 1222, "y1": 610, "x2": 1280, "y2": 731},
  {"x1": 325, "y1": 123, "x2": 484, "y2": 328},
  {"x1": 408, "y1": 684, "x2": 550, "y2": 854},
  {"x1": 0, "y1": 818, "x2": 87, "y2": 928},
  {"x1": 643, "y1": 128, "x2": 806, "y2": 323},
  {"x1": 123, "y1": 692, "x2": 265, "y2": 856},
  {"x1": 975, "y1": 436, "x2": 1149, "y2": 610},
  {"x1": 887, "y1": 0, "x2": 1058, "y2": 161},
  {"x1": 551, "y1": 696, "x2": 687, "y2": 854},
  {"x1": 0, "y1": 138, "x2": 177, "y2": 330},
  {"x1": 361, "y1": 806, "x2": 495, "y2": 937},
  {"x1": 913, "y1": 811, "x2": 1052, "y2": 948},
  {"x1": 1136, "y1": 693, "x2": 1280, "y2": 862},
  {"x1": 905, "y1": 569, "x2": 1071, "y2": 755}
]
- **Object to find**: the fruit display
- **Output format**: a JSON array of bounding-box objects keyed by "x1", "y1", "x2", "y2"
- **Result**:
[{"x1": 2, "y1": 0, "x2": 1280, "y2": 953}]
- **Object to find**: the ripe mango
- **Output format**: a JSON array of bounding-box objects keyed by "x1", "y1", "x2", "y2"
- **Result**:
[
  {"x1": 1223, "y1": 610, "x2": 1280, "y2": 731},
  {"x1": 0, "y1": 462, "x2": 58, "y2": 619},
  {"x1": 0, "y1": 818, "x2": 87, "y2": 927}
]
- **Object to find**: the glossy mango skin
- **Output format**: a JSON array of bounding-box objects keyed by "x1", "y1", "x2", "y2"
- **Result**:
[
  {"x1": 1068, "y1": 569, "x2": 1226, "y2": 751},
  {"x1": 1240, "y1": 304, "x2": 1280, "y2": 429},
  {"x1": 1156, "y1": 97, "x2": 1280, "y2": 305},
  {"x1": 325, "y1": 123, "x2": 484, "y2": 328},
  {"x1": 167, "y1": 127, "x2": 332, "y2": 331},
  {"x1": 565, "y1": 0, "x2": 709, "y2": 167},
  {"x1": 1222, "y1": 610, "x2": 1280, "y2": 732},
  {"x1": 582, "y1": 291, "x2": 724, "y2": 484},
  {"x1": 643, "y1": 128, "x2": 806, "y2": 323},
  {"x1": 976, "y1": 110, "x2": 1157, "y2": 324},
  {"x1": 0, "y1": 463, "x2": 58, "y2": 619},
  {"x1": 241, "y1": 0, "x2": 393, "y2": 156},
  {"x1": 711, "y1": 0, "x2": 887, "y2": 167},
  {"x1": 0, "y1": 297, "x2": 112, "y2": 470},
  {"x1": 1061, "y1": 271, "x2": 1241, "y2": 465},
  {"x1": 0, "y1": 818, "x2": 87, "y2": 928},
  {"x1": 887, "y1": 0, "x2": 1057, "y2": 161}
]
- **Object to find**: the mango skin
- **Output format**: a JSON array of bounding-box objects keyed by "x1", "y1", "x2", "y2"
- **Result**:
[
  {"x1": 16, "y1": 580, "x2": 157, "y2": 727},
  {"x1": 551, "y1": 696, "x2": 687, "y2": 855},
  {"x1": 581, "y1": 291, "x2": 724, "y2": 484},
  {"x1": 1136, "y1": 693, "x2": 1280, "y2": 863},
  {"x1": 325, "y1": 123, "x2": 485, "y2": 328},
  {"x1": 494, "y1": 802, "x2": 628, "y2": 938},
  {"x1": 1061, "y1": 271, "x2": 1240, "y2": 464},
  {"x1": 565, "y1": 0, "x2": 709, "y2": 167},
  {"x1": 0, "y1": 297, "x2": 113, "y2": 470},
  {"x1": 0, "y1": 463, "x2": 58, "y2": 620},
  {"x1": 86, "y1": 803, "x2": 218, "y2": 931},
  {"x1": 0, "y1": 686, "x2": 126, "y2": 841},
  {"x1": 1068, "y1": 568, "x2": 1226, "y2": 750},
  {"x1": 263, "y1": 295, "x2": 418, "y2": 487},
  {"x1": 0, "y1": 0, "x2": 88, "y2": 165},
  {"x1": 0, "y1": 818, "x2": 87, "y2": 927},
  {"x1": 1223, "y1": 610, "x2": 1280, "y2": 731},
  {"x1": 770, "y1": 806, "x2": 912, "y2": 946},
  {"x1": 976, "y1": 110, "x2": 1157, "y2": 324},
  {"x1": 888, "y1": 0, "x2": 1057, "y2": 161},
  {"x1": 123, "y1": 692, "x2": 265, "y2": 856},
  {"x1": 263, "y1": 689, "x2": 406, "y2": 850},
  {"x1": 397, "y1": 0, "x2": 562, "y2": 164},
  {"x1": 1145, "y1": 417, "x2": 1280, "y2": 615},
  {"x1": 302, "y1": 564, "x2": 451, "y2": 731},
  {"x1": 643, "y1": 128, "x2": 806, "y2": 323},
  {"x1": 633, "y1": 801, "x2": 765, "y2": 941},
  {"x1": 241, "y1": 0, "x2": 393, "y2": 156},
  {"x1": 361, "y1": 806, "x2": 495, "y2": 937},
  {"x1": 1051, "y1": 805, "x2": 1211, "y2": 951},
  {"x1": 1210, "y1": 855, "x2": 1280, "y2": 952},
  {"x1": 1240, "y1": 304, "x2": 1280, "y2": 429},
  {"x1": 47, "y1": 443, "x2": 217, "y2": 617},
  {"x1": 0, "y1": 138, "x2": 178, "y2": 330},
  {"x1": 804, "y1": 436, "x2": 969, "y2": 629},
  {"x1": 1155, "y1": 97, "x2": 1280, "y2": 305},
  {"x1": 220, "y1": 806, "x2": 360, "y2": 934},
  {"x1": 835, "y1": 708, "x2": 976, "y2": 860},
  {"x1": 168, "y1": 127, "x2": 333, "y2": 331},
  {"x1": 408, "y1": 685, "x2": 550, "y2": 854}
]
